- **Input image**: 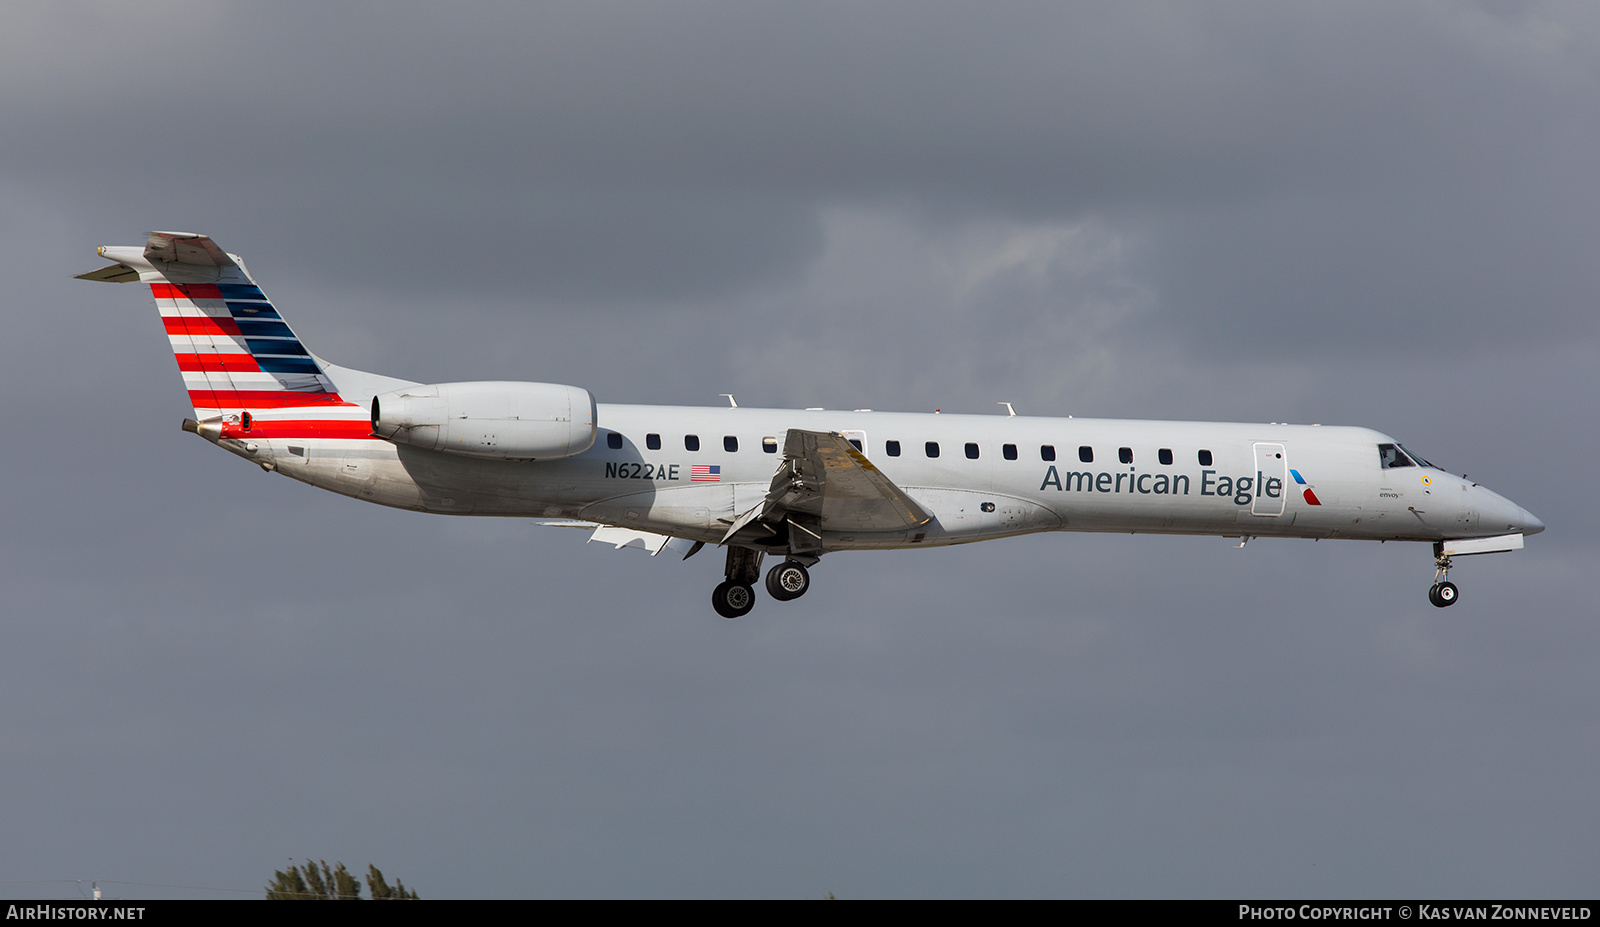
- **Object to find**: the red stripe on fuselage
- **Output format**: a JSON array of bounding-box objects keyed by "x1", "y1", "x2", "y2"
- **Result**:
[
  {"x1": 174, "y1": 353, "x2": 262, "y2": 373},
  {"x1": 221, "y1": 419, "x2": 379, "y2": 440},
  {"x1": 150, "y1": 283, "x2": 223, "y2": 300},
  {"x1": 189, "y1": 390, "x2": 354, "y2": 409},
  {"x1": 163, "y1": 316, "x2": 243, "y2": 338}
]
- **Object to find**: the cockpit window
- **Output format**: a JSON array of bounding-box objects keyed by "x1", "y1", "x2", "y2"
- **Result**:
[
  {"x1": 1400, "y1": 445, "x2": 1441, "y2": 470},
  {"x1": 1378, "y1": 443, "x2": 1414, "y2": 469}
]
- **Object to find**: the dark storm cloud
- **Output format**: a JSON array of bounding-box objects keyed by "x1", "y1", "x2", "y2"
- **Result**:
[{"x1": 11, "y1": 2, "x2": 1598, "y2": 319}]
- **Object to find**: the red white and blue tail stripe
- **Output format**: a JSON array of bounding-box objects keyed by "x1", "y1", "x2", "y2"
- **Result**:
[
  {"x1": 79, "y1": 232, "x2": 371, "y2": 440},
  {"x1": 154, "y1": 280, "x2": 339, "y2": 416}
]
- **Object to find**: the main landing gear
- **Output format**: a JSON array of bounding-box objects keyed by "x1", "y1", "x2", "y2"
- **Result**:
[
  {"x1": 1428, "y1": 541, "x2": 1459, "y2": 608},
  {"x1": 765, "y1": 560, "x2": 811, "y2": 601},
  {"x1": 712, "y1": 580, "x2": 756, "y2": 619},
  {"x1": 711, "y1": 547, "x2": 815, "y2": 618}
]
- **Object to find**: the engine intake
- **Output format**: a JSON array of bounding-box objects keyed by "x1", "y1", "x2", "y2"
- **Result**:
[{"x1": 371, "y1": 381, "x2": 597, "y2": 460}]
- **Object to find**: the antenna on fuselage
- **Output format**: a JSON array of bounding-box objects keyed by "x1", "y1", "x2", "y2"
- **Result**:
[
  {"x1": 719, "y1": 394, "x2": 738, "y2": 408},
  {"x1": 998, "y1": 402, "x2": 1017, "y2": 417}
]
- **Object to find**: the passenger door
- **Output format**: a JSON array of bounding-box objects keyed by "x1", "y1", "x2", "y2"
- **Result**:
[{"x1": 1252, "y1": 442, "x2": 1287, "y2": 516}]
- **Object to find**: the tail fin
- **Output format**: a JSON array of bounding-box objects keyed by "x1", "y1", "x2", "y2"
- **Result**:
[{"x1": 78, "y1": 231, "x2": 347, "y2": 419}]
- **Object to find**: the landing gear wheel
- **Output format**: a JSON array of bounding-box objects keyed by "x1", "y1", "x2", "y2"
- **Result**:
[
  {"x1": 765, "y1": 561, "x2": 811, "y2": 601},
  {"x1": 1429, "y1": 581, "x2": 1459, "y2": 608},
  {"x1": 712, "y1": 581, "x2": 756, "y2": 619}
]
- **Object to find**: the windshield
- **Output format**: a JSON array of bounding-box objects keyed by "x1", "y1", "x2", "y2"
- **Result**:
[
  {"x1": 1400, "y1": 444, "x2": 1442, "y2": 470},
  {"x1": 1379, "y1": 443, "x2": 1442, "y2": 470},
  {"x1": 1378, "y1": 443, "x2": 1413, "y2": 469}
]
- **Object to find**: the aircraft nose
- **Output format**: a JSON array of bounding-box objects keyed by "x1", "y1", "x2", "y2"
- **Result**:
[{"x1": 1476, "y1": 484, "x2": 1544, "y2": 536}]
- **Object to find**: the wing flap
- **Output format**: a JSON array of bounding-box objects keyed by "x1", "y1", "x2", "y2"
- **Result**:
[{"x1": 724, "y1": 429, "x2": 930, "y2": 545}]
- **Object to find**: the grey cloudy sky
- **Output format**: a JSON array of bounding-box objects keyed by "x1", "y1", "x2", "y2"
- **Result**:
[{"x1": 2, "y1": 1, "x2": 1596, "y2": 898}]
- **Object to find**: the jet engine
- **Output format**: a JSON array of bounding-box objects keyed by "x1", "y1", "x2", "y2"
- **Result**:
[{"x1": 370, "y1": 381, "x2": 597, "y2": 460}]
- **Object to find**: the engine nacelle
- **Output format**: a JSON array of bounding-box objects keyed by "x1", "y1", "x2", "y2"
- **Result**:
[{"x1": 371, "y1": 381, "x2": 597, "y2": 460}]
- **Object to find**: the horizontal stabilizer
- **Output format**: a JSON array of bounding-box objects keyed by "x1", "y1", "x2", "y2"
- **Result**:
[
  {"x1": 74, "y1": 262, "x2": 141, "y2": 283},
  {"x1": 143, "y1": 231, "x2": 236, "y2": 268},
  {"x1": 78, "y1": 232, "x2": 244, "y2": 285},
  {"x1": 1440, "y1": 533, "x2": 1525, "y2": 557}
]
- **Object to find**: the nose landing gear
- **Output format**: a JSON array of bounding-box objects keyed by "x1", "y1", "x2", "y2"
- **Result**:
[{"x1": 1429, "y1": 542, "x2": 1459, "y2": 608}]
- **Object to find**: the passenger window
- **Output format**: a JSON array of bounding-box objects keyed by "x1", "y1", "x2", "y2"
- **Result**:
[
  {"x1": 926, "y1": 442, "x2": 940, "y2": 458},
  {"x1": 762, "y1": 437, "x2": 778, "y2": 454},
  {"x1": 849, "y1": 439, "x2": 863, "y2": 452},
  {"x1": 685, "y1": 435, "x2": 700, "y2": 452},
  {"x1": 607, "y1": 433, "x2": 623, "y2": 450},
  {"x1": 1198, "y1": 449, "x2": 1212, "y2": 466},
  {"x1": 886, "y1": 440, "x2": 901, "y2": 457},
  {"x1": 1041, "y1": 445, "x2": 1056, "y2": 461},
  {"x1": 1378, "y1": 443, "x2": 1414, "y2": 469},
  {"x1": 1158, "y1": 448, "x2": 1173, "y2": 466},
  {"x1": 724, "y1": 436, "x2": 738, "y2": 452},
  {"x1": 1003, "y1": 444, "x2": 1018, "y2": 460},
  {"x1": 646, "y1": 433, "x2": 661, "y2": 451},
  {"x1": 1079, "y1": 446, "x2": 1094, "y2": 463},
  {"x1": 965, "y1": 443, "x2": 980, "y2": 459},
  {"x1": 1119, "y1": 447, "x2": 1133, "y2": 464}
]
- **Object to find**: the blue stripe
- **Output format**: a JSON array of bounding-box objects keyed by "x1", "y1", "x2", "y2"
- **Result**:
[
  {"x1": 246, "y1": 339, "x2": 309, "y2": 356},
  {"x1": 226, "y1": 301, "x2": 281, "y2": 319},
  {"x1": 235, "y1": 320, "x2": 295, "y2": 338},
  {"x1": 218, "y1": 284, "x2": 266, "y2": 300},
  {"x1": 255, "y1": 356, "x2": 321, "y2": 374},
  {"x1": 1289, "y1": 469, "x2": 1307, "y2": 485}
]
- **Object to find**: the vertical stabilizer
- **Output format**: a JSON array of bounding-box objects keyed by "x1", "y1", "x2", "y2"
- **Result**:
[{"x1": 79, "y1": 232, "x2": 346, "y2": 421}]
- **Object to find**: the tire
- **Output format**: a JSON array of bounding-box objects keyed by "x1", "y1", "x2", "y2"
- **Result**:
[
  {"x1": 1433, "y1": 581, "x2": 1459, "y2": 607},
  {"x1": 765, "y1": 561, "x2": 811, "y2": 601},
  {"x1": 712, "y1": 580, "x2": 756, "y2": 618}
]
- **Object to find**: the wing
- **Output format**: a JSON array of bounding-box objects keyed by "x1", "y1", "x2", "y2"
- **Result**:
[{"x1": 722, "y1": 429, "x2": 931, "y2": 549}]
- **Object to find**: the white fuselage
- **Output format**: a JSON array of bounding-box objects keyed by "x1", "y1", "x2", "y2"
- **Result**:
[{"x1": 246, "y1": 404, "x2": 1542, "y2": 551}]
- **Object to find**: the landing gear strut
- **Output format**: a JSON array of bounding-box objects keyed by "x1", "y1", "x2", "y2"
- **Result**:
[
  {"x1": 1429, "y1": 542, "x2": 1459, "y2": 608},
  {"x1": 712, "y1": 547, "x2": 763, "y2": 619}
]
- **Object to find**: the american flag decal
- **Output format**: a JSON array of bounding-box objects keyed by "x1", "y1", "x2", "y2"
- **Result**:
[{"x1": 691, "y1": 464, "x2": 721, "y2": 482}]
